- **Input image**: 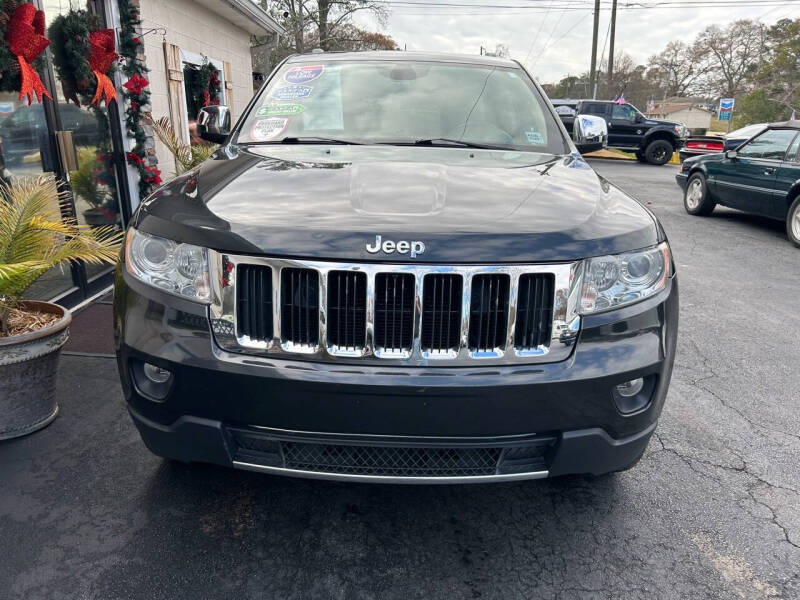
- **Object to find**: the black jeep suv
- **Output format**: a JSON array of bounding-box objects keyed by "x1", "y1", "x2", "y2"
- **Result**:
[
  {"x1": 114, "y1": 52, "x2": 678, "y2": 484},
  {"x1": 553, "y1": 99, "x2": 688, "y2": 165}
]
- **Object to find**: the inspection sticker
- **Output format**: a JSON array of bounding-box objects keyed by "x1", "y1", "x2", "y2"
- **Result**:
[
  {"x1": 271, "y1": 84, "x2": 313, "y2": 100},
  {"x1": 525, "y1": 129, "x2": 544, "y2": 145},
  {"x1": 251, "y1": 117, "x2": 289, "y2": 141},
  {"x1": 257, "y1": 103, "x2": 305, "y2": 117},
  {"x1": 285, "y1": 65, "x2": 324, "y2": 84}
]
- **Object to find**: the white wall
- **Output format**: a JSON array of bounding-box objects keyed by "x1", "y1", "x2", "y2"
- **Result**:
[
  {"x1": 668, "y1": 108, "x2": 712, "y2": 131},
  {"x1": 139, "y1": 0, "x2": 255, "y2": 175}
]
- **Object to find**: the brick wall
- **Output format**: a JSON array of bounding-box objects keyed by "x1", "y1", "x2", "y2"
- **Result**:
[{"x1": 138, "y1": 0, "x2": 255, "y2": 175}]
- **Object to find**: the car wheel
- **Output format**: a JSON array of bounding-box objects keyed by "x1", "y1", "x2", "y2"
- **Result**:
[
  {"x1": 644, "y1": 139, "x2": 673, "y2": 165},
  {"x1": 787, "y1": 196, "x2": 800, "y2": 248},
  {"x1": 684, "y1": 172, "x2": 716, "y2": 216}
]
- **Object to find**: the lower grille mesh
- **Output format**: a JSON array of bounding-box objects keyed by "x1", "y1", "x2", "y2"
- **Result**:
[{"x1": 282, "y1": 442, "x2": 501, "y2": 477}]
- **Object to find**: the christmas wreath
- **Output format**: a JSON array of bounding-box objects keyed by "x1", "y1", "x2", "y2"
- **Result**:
[{"x1": 186, "y1": 60, "x2": 221, "y2": 120}]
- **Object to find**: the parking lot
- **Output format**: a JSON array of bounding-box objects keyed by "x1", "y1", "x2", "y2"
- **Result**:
[{"x1": 1, "y1": 159, "x2": 798, "y2": 599}]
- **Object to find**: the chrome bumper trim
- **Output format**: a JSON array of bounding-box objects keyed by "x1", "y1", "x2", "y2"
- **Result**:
[{"x1": 232, "y1": 461, "x2": 549, "y2": 484}]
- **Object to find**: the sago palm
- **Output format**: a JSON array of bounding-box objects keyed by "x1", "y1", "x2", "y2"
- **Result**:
[
  {"x1": 0, "y1": 177, "x2": 123, "y2": 335},
  {"x1": 149, "y1": 115, "x2": 218, "y2": 175}
]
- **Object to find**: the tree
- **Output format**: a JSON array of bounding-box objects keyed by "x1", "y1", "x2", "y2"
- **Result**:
[
  {"x1": 647, "y1": 41, "x2": 707, "y2": 98},
  {"x1": 751, "y1": 18, "x2": 800, "y2": 117},
  {"x1": 694, "y1": 20, "x2": 766, "y2": 98},
  {"x1": 733, "y1": 89, "x2": 783, "y2": 127}
]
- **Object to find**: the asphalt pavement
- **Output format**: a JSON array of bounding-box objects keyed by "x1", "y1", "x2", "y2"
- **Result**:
[{"x1": 1, "y1": 159, "x2": 798, "y2": 599}]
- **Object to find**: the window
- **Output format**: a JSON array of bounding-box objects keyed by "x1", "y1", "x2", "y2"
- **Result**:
[
  {"x1": 786, "y1": 133, "x2": 800, "y2": 162},
  {"x1": 737, "y1": 129, "x2": 799, "y2": 160},
  {"x1": 612, "y1": 104, "x2": 637, "y2": 121},
  {"x1": 238, "y1": 61, "x2": 568, "y2": 154},
  {"x1": 555, "y1": 105, "x2": 577, "y2": 116},
  {"x1": 583, "y1": 103, "x2": 607, "y2": 117}
]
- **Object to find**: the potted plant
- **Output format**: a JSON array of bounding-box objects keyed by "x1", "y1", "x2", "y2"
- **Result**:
[
  {"x1": 70, "y1": 146, "x2": 120, "y2": 228},
  {"x1": 0, "y1": 176, "x2": 122, "y2": 439}
]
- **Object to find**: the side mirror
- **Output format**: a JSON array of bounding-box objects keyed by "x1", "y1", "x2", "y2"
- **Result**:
[
  {"x1": 197, "y1": 105, "x2": 231, "y2": 144},
  {"x1": 573, "y1": 114, "x2": 608, "y2": 154},
  {"x1": 634, "y1": 113, "x2": 644, "y2": 123},
  {"x1": 725, "y1": 150, "x2": 737, "y2": 160}
]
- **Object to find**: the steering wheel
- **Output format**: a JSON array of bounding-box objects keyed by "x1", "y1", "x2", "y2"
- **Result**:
[{"x1": 443, "y1": 121, "x2": 514, "y2": 144}]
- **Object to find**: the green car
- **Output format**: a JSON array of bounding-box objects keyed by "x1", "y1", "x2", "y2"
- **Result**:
[{"x1": 676, "y1": 121, "x2": 800, "y2": 247}]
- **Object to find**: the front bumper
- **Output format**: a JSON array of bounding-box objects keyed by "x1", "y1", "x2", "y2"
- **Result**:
[{"x1": 114, "y1": 266, "x2": 679, "y2": 482}]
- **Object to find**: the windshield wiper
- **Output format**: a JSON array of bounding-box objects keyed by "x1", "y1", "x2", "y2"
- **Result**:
[
  {"x1": 410, "y1": 138, "x2": 514, "y2": 151},
  {"x1": 279, "y1": 136, "x2": 362, "y2": 145}
]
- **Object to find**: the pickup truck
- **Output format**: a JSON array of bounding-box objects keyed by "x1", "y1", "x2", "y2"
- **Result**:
[{"x1": 553, "y1": 99, "x2": 688, "y2": 165}]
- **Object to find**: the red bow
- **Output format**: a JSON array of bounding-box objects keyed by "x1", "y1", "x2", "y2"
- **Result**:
[
  {"x1": 7, "y1": 3, "x2": 52, "y2": 104},
  {"x1": 88, "y1": 29, "x2": 118, "y2": 106}
]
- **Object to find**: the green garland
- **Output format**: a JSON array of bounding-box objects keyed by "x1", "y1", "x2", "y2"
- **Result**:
[
  {"x1": 0, "y1": 0, "x2": 46, "y2": 94},
  {"x1": 118, "y1": 0, "x2": 161, "y2": 196}
]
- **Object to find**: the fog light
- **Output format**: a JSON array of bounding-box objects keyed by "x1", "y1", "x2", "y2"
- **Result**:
[
  {"x1": 616, "y1": 378, "x2": 644, "y2": 398},
  {"x1": 143, "y1": 362, "x2": 171, "y2": 384}
]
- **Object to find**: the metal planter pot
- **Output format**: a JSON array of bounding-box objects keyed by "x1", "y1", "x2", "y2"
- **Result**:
[{"x1": 0, "y1": 301, "x2": 71, "y2": 440}]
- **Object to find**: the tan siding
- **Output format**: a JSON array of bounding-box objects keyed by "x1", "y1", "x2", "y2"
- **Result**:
[{"x1": 139, "y1": 0, "x2": 256, "y2": 175}]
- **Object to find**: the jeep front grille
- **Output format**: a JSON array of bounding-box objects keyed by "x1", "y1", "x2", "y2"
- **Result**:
[
  {"x1": 374, "y1": 273, "x2": 414, "y2": 355},
  {"x1": 280, "y1": 268, "x2": 319, "y2": 347},
  {"x1": 468, "y1": 273, "x2": 510, "y2": 354},
  {"x1": 327, "y1": 270, "x2": 367, "y2": 351},
  {"x1": 421, "y1": 274, "x2": 462, "y2": 355},
  {"x1": 237, "y1": 264, "x2": 273, "y2": 343},
  {"x1": 210, "y1": 255, "x2": 581, "y2": 366}
]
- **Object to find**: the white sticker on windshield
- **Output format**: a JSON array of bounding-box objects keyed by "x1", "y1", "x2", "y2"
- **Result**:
[
  {"x1": 526, "y1": 129, "x2": 544, "y2": 145},
  {"x1": 251, "y1": 117, "x2": 289, "y2": 141}
]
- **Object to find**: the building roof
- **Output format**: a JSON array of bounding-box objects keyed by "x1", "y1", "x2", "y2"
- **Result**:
[
  {"x1": 650, "y1": 102, "x2": 713, "y2": 115},
  {"x1": 194, "y1": 0, "x2": 283, "y2": 36}
]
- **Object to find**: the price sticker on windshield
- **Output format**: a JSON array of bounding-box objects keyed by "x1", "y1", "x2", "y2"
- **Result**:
[{"x1": 285, "y1": 65, "x2": 324, "y2": 84}]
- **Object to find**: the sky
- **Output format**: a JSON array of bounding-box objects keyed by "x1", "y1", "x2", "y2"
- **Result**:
[{"x1": 351, "y1": 0, "x2": 796, "y2": 84}]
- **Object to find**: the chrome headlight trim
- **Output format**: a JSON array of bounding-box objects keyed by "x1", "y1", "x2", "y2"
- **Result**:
[
  {"x1": 124, "y1": 228, "x2": 211, "y2": 303},
  {"x1": 578, "y1": 242, "x2": 670, "y2": 315}
]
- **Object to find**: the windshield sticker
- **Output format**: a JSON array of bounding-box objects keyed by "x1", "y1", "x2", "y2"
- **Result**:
[
  {"x1": 285, "y1": 65, "x2": 324, "y2": 84},
  {"x1": 251, "y1": 117, "x2": 289, "y2": 141},
  {"x1": 271, "y1": 84, "x2": 313, "y2": 100},
  {"x1": 526, "y1": 129, "x2": 544, "y2": 145},
  {"x1": 257, "y1": 103, "x2": 305, "y2": 117}
]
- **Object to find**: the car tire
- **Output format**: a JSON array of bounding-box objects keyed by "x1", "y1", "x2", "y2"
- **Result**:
[
  {"x1": 787, "y1": 196, "x2": 800, "y2": 248},
  {"x1": 684, "y1": 172, "x2": 716, "y2": 216},
  {"x1": 644, "y1": 139, "x2": 674, "y2": 165}
]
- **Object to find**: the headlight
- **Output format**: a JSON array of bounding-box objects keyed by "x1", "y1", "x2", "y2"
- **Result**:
[
  {"x1": 579, "y1": 242, "x2": 670, "y2": 314},
  {"x1": 125, "y1": 228, "x2": 210, "y2": 302}
]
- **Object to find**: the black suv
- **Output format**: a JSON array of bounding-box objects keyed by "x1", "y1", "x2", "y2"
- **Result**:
[
  {"x1": 553, "y1": 99, "x2": 688, "y2": 165},
  {"x1": 114, "y1": 52, "x2": 678, "y2": 484}
]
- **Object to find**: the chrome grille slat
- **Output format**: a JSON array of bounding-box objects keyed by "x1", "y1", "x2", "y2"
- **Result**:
[{"x1": 211, "y1": 255, "x2": 580, "y2": 366}]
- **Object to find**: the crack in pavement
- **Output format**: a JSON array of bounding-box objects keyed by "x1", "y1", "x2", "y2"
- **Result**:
[{"x1": 652, "y1": 432, "x2": 800, "y2": 551}]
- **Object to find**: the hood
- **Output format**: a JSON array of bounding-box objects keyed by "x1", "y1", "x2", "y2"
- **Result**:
[{"x1": 134, "y1": 145, "x2": 661, "y2": 263}]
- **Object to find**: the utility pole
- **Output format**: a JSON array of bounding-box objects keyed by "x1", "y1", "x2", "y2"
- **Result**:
[
  {"x1": 589, "y1": 0, "x2": 600, "y2": 99},
  {"x1": 607, "y1": 0, "x2": 617, "y2": 90}
]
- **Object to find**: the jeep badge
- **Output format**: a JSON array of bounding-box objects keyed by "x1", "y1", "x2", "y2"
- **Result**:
[{"x1": 366, "y1": 235, "x2": 425, "y2": 258}]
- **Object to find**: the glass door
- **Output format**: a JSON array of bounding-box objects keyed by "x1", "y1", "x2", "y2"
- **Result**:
[{"x1": 4, "y1": 0, "x2": 130, "y2": 306}]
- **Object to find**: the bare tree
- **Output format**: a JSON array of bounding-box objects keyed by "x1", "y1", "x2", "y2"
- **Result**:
[
  {"x1": 694, "y1": 20, "x2": 766, "y2": 98},
  {"x1": 646, "y1": 41, "x2": 707, "y2": 97}
]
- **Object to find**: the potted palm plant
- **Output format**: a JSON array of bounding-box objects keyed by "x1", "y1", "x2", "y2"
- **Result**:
[{"x1": 0, "y1": 177, "x2": 122, "y2": 439}]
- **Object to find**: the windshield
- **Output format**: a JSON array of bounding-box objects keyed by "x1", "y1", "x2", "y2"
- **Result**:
[{"x1": 236, "y1": 60, "x2": 567, "y2": 154}]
